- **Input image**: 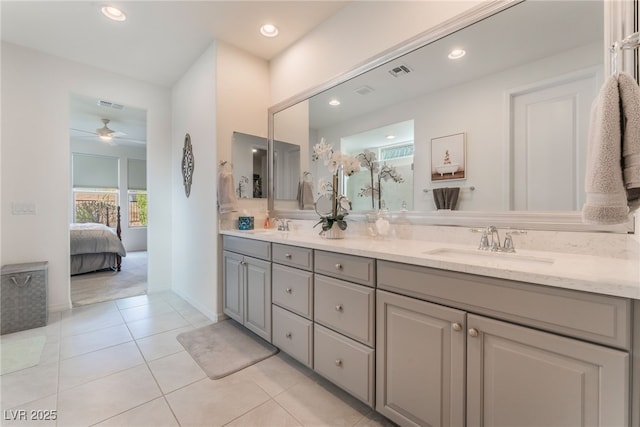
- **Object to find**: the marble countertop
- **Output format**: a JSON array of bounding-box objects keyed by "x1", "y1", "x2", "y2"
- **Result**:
[{"x1": 220, "y1": 228, "x2": 640, "y2": 300}]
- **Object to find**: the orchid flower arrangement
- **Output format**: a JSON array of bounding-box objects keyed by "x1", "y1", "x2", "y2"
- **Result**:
[
  {"x1": 357, "y1": 149, "x2": 404, "y2": 209},
  {"x1": 312, "y1": 138, "x2": 360, "y2": 231}
]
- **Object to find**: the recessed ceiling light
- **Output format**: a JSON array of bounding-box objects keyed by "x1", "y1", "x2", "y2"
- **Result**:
[
  {"x1": 260, "y1": 24, "x2": 279, "y2": 38},
  {"x1": 329, "y1": 99, "x2": 341, "y2": 106},
  {"x1": 101, "y1": 5, "x2": 126, "y2": 22},
  {"x1": 386, "y1": 135, "x2": 395, "y2": 140},
  {"x1": 448, "y1": 49, "x2": 466, "y2": 60}
]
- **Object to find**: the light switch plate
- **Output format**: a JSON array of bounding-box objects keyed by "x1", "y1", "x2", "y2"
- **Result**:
[{"x1": 11, "y1": 202, "x2": 36, "y2": 215}]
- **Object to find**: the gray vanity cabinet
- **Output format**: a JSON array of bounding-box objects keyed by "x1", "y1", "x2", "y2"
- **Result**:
[
  {"x1": 376, "y1": 260, "x2": 631, "y2": 427},
  {"x1": 466, "y1": 314, "x2": 628, "y2": 427},
  {"x1": 222, "y1": 236, "x2": 272, "y2": 342},
  {"x1": 271, "y1": 243, "x2": 314, "y2": 368},
  {"x1": 376, "y1": 290, "x2": 465, "y2": 427}
]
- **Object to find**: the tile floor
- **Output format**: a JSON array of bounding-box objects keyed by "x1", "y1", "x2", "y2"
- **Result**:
[{"x1": 0, "y1": 292, "x2": 396, "y2": 426}]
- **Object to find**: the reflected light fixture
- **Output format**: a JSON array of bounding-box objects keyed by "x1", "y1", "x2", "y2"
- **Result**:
[
  {"x1": 260, "y1": 24, "x2": 279, "y2": 38},
  {"x1": 448, "y1": 49, "x2": 466, "y2": 60},
  {"x1": 101, "y1": 5, "x2": 126, "y2": 21},
  {"x1": 386, "y1": 135, "x2": 396, "y2": 140},
  {"x1": 329, "y1": 99, "x2": 341, "y2": 106},
  {"x1": 99, "y1": 135, "x2": 113, "y2": 142}
]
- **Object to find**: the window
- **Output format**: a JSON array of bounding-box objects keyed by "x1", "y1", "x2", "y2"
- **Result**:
[
  {"x1": 73, "y1": 190, "x2": 119, "y2": 225},
  {"x1": 127, "y1": 159, "x2": 147, "y2": 228},
  {"x1": 128, "y1": 190, "x2": 148, "y2": 227},
  {"x1": 72, "y1": 153, "x2": 120, "y2": 226}
]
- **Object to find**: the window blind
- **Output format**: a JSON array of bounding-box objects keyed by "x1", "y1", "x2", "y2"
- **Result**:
[
  {"x1": 127, "y1": 159, "x2": 147, "y2": 190},
  {"x1": 72, "y1": 153, "x2": 119, "y2": 189}
]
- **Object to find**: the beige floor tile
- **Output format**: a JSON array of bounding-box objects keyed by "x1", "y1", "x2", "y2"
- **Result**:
[
  {"x1": 160, "y1": 294, "x2": 193, "y2": 311},
  {"x1": 225, "y1": 399, "x2": 302, "y2": 427},
  {"x1": 59, "y1": 341, "x2": 144, "y2": 390},
  {"x1": 147, "y1": 351, "x2": 206, "y2": 393},
  {"x1": 0, "y1": 361, "x2": 58, "y2": 410},
  {"x1": 178, "y1": 307, "x2": 211, "y2": 326},
  {"x1": 136, "y1": 325, "x2": 192, "y2": 362},
  {"x1": 120, "y1": 300, "x2": 176, "y2": 323},
  {"x1": 56, "y1": 364, "x2": 161, "y2": 426},
  {"x1": 166, "y1": 377, "x2": 270, "y2": 426},
  {"x1": 61, "y1": 300, "x2": 119, "y2": 320},
  {"x1": 126, "y1": 311, "x2": 190, "y2": 339},
  {"x1": 115, "y1": 294, "x2": 160, "y2": 310},
  {"x1": 243, "y1": 354, "x2": 315, "y2": 397},
  {"x1": 274, "y1": 378, "x2": 370, "y2": 427},
  {"x1": 60, "y1": 308, "x2": 124, "y2": 337},
  {"x1": 353, "y1": 411, "x2": 399, "y2": 426},
  {"x1": 1, "y1": 394, "x2": 58, "y2": 427},
  {"x1": 60, "y1": 323, "x2": 132, "y2": 359},
  {"x1": 94, "y1": 397, "x2": 179, "y2": 427}
]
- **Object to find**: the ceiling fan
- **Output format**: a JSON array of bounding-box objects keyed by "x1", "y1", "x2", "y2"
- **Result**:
[{"x1": 70, "y1": 118, "x2": 145, "y2": 146}]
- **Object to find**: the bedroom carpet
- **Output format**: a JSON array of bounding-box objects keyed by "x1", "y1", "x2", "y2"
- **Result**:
[
  {"x1": 71, "y1": 251, "x2": 147, "y2": 307},
  {"x1": 177, "y1": 319, "x2": 279, "y2": 379}
]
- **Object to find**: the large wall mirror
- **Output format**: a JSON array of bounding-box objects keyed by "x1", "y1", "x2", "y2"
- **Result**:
[{"x1": 269, "y1": 0, "x2": 637, "y2": 232}]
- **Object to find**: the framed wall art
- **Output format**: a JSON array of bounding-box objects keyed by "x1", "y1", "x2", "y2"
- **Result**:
[{"x1": 430, "y1": 132, "x2": 466, "y2": 182}]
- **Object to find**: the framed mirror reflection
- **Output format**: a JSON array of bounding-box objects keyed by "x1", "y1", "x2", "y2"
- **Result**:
[{"x1": 269, "y1": 0, "x2": 636, "y2": 232}]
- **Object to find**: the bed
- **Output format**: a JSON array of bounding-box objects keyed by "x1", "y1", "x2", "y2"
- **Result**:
[{"x1": 70, "y1": 206, "x2": 126, "y2": 276}]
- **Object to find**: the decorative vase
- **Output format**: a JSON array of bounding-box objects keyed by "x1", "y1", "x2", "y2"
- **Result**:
[{"x1": 322, "y1": 223, "x2": 345, "y2": 239}]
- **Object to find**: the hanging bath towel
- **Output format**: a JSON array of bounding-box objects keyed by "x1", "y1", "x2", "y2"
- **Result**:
[
  {"x1": 582, "y1": 75, "x2": 629, "y2": 224},
  {"x1": 217, "y1": 172, "x2": 238, "y2": 213},
  {"x1": 618, "y1": 72, "x2": 640, "y2": 201}
]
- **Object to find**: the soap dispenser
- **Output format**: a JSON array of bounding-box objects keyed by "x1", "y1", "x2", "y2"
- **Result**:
[
  {"x1": 264, "y1": 210, "x2": 271, "y2": 229},
  {"x1": 395, "y1": 201, "x2": 410, "y2": 239}
]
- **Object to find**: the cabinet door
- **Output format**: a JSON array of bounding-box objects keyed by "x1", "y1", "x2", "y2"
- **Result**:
[
  {"x1": 467, "y1": 314, "x2": 629, "y2": 427},
  {"x1": 222, "y1": 251, "x2": 244, "y2": 323},
  {"x1": 376, "y1": 290, "x2": 466, "y2": 427},
  {"x1": 244, "y1": 256, "x2": 272, "y2": 342}
]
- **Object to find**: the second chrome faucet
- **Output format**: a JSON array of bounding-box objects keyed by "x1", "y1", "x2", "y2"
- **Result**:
[{"x1": 472, "y1": 226, "x2": 526, "y2": 253}]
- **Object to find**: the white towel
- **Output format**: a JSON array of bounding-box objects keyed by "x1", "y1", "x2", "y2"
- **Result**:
[
  {"x1": 582, "y1": 75, "x2": 629, "y2": 224},
  {"x1": 217, "y1": 172, "x2": 238, "y2": 213},
  {"x1": 618, "y1": 72, "x2": 640, "y2": 201}
]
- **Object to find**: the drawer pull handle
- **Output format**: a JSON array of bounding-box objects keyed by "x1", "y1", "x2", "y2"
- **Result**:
[
  {"x1": 10, "y1": 275, "x2": 31, "y2": 287},
  {"x1": 285, "y1": 288, "x2": 292, "y2": 294},
  {"x1": 452, "y1": 323, "x2": 462, "y2": 332},
  {"x1": 468, "y1": 328, "x2": 479, "y2": 338},
  {"x1": 335, "y1": 359, "x2": 342, "y2": 366},
  {"x1": 285, "y1": 332, "x2": 292, "y2": 339},
  {"x1": 335, "y1": 263, "x2": 343, "y2": 270},
  {"x1": 335, "y1": 304, "x2": 343, "y2": 312},
  {"x1": 285, "y1": 253, "x2": 292, "y2": 259}
]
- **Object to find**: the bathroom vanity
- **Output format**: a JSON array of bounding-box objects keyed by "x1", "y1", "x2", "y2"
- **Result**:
[{"x1": 221, "y1": 228, "x2": 639, "y2": 427}]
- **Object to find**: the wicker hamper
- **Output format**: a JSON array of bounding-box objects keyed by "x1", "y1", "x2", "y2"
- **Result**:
[{"x1": 1, "y1": 261, "x2": 48, "y2": 335}]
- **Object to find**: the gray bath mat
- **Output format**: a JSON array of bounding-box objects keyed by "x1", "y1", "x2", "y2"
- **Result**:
[{"x1": 177, "y1": 319, "x2": 278, "y2": 379}]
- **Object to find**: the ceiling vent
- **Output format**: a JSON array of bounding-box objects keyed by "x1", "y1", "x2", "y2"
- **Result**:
[
  {"x1": 354, "y1": 85, "x2": 375, "y2": 96},
  {"x1": 98, "y1": 100, "x2": 125, "y2": 110},
  {"x1": 388, "y1": 64, "x2": 412, "y2": 77}
]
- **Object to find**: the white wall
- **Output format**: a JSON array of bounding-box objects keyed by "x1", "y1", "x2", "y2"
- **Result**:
[
  {"x1": 70, "y1": 140, "x2": 148, "y2": 251},
  {"x1": 170, "y1": 43, "x2": 219, "y2": 320},
  {"x1": 1, "y1": 42, "x2": 173, "y2": 312},
  {"x1": 270, "y1": 1, "x2": 482, "y2": 104}
]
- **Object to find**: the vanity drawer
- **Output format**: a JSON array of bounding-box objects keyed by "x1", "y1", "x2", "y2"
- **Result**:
[
  {"x1": 314, "y1": 274, "x2": 375, "y2": 346},
  {"x1": 272, "y1": 244, "x2": 313, "y2": 271},
  {"x1": 272, "y1": 264, "x2": 313, "y2": 319},
  {"x1": 272, "y1": 305, "x2": 313, "y2": 368},
  {"x1": 314, "y1": 250, "x2": 375, "y2": 287},
  {"x1": 377, "y1": 260, "x2": 632, "y2": 350},
  {"x1": 222, "y1": 235, "x2": 271, "y2": 261},
  {"x1": 314, "y1": 324, "x2": 375, "y2": 407}
]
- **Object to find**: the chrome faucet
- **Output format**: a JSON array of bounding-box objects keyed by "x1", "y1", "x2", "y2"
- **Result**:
[
  {"x1": 274, "y1": 218, "x2": 290, "y2": 231},
  {"x1": 472, "y1": 226, "x2": 526, "y2": 252},
  {"x1": 487, "y1": 226, "x2": 501, "y2": 252}
]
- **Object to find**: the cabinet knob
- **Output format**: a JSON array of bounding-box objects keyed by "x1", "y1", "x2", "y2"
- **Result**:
[
  {"x1": 468, "y1": 328, "x2": 479, "y2": 338},
  {"x1": 240, "y1": 261, "x2": 247, "y2": 266},
  {"x1": 452, "y1": 322, "x2": 462, "y2": 332},
  {"x1": 285, "y1": 332, "x2": 292, "y2": 339},
  {"x1": 335, "y1": 263, "x2": 343, "y2": 270},
  {"x1": 335, "y1": 359, "x2": 343, "y2": 366},
  {"x1": 335, "y1": 304, "x2": 343, "y2": 312},
  {"x1": 285, "y1": 288, "x2": 292, "y2": 294},
  {"x1": 285, "y1": 253, "x2": 292, "y2": 259}
]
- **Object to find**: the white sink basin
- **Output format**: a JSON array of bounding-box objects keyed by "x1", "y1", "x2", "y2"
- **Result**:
[{"x1": 424, "y1": 247, "x2": 555, "y2": 267}]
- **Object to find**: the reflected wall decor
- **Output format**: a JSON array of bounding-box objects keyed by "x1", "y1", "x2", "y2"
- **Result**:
[
  {"x1": 182, "y1": 133, "x2": 194, "y2": 197},
  {"x1": 431, "y1": 133, "x2": 466, "y2": 182}
]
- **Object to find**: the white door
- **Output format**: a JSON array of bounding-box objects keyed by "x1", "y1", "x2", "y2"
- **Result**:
[{"x1": 511, "y1": 70, "x2": 599, "y2": 210}]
